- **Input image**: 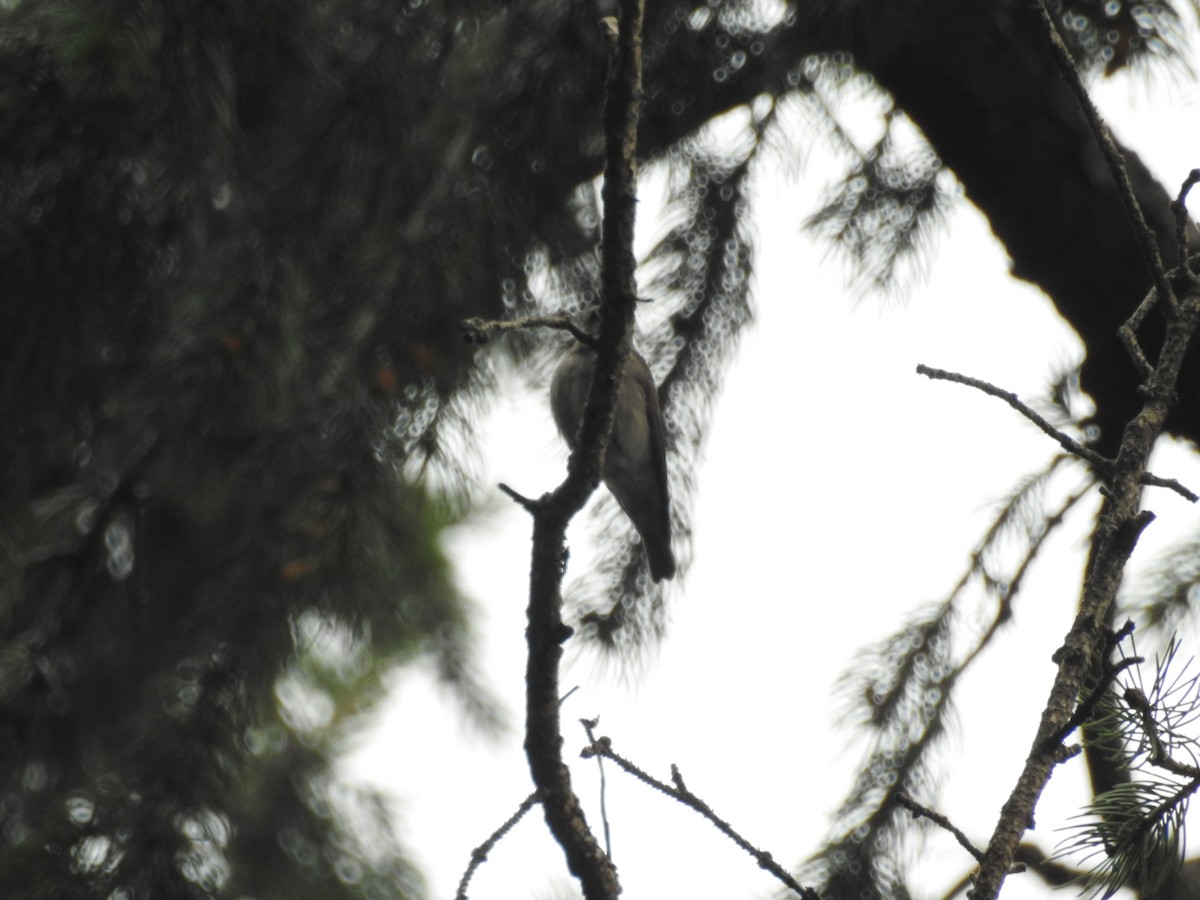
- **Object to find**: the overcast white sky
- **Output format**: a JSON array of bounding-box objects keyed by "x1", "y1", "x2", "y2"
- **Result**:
[{"x1": 345, "y1": 51, "x2": 1200, "y2": 900}]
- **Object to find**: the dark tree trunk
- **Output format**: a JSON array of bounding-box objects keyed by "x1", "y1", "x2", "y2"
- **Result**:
[{"x1": 633, "y1": 0, "x2": 1195, "y2": 453}]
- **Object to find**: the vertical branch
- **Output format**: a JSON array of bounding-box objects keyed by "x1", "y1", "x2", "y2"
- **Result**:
[
  {"x1": 967, "y1": 6, "x2": 1199, "y2": 896},
  {"x1": 522, "y1": 2, "x2": 644, "y2": 899},
  {"x1": 969, "y1": 296, "x2": 1200, "y2": 899}
]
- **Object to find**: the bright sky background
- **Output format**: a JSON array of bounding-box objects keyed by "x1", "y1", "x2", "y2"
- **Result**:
[{"x1": 345, "y1": 47, "x2": 1200, "y2": 900}]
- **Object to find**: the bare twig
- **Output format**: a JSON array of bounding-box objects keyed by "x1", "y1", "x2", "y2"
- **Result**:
[
  {"x1": 584, "y1": 738, "x2": 824, "y2": 900},
  {"x1": 461, "y1": 314, "x2": 597, "y2": 347},
  {"x1": 580, "y1": 718, "x2": 614, "y2": 860},
  {"x1": 1140, "y1": 473, "x2": 1197, "y2": 502},
  {"x1": 1117, "y1": 290, "x2": 1160, "y2": 382},
  {"x1": 895, "y1": 792, "x2": 994, "y2": 867},
  {"x1": 917, "y1": 364, "x2": 1108, "y2": 466},
  {"x1": 916, "y1": 364, "x2": 1198, "y2": 502},
  {"x1": 1171, "y1": 169, "x2": 1200, "y2": 290},
  {"x1": 498, "y1": 482, "x2": 539, "y2": 514},
  {"x1": 454, "y1": 792, "x2": 541, "y2": 900}
]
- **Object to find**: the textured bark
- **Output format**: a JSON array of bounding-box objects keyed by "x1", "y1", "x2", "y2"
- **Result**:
[
  {"x1": 972, "y1": 277, "x2": 1200, "y2": 895},
  {"x1": 524, "y1": 3, "x2": 645, "y2": 897}
]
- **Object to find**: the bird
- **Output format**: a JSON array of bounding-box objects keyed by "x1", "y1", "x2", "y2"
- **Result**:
[{"x1": 550, "y1": 340, "x2": 676, "y2": 581}]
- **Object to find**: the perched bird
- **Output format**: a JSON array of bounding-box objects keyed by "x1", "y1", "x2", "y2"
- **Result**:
[{"x1": 550, "y1": 341, "x2": 676, "y2": 581}]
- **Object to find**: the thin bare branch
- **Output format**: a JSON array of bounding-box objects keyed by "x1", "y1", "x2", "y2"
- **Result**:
[
  {"x1": 455, "y1": 792, "x2": 541, "y2": 900},
  {"x1": 1118, "y1": 291, "x2": 1160, "y2": 382},
  {"x1": 580, "y1": 718, "x2": 614, "y2": 861},
  {"x1": 498, "y1": 482, "x2": 539, "y2": 514},
  {"x1": 584, "y1": 738, "x2": 823, "y2": 900},
  {"x1": 461, "y1": 315, "x2": 597, "y2": 347},
  {"x1": 917, "y1": 364, "x2": 1108, "y2": 465},
  {"x1": 1171, "y1": 169, "x2": 1200, "y2": 288},
  {"x1": 916, "y1": 364, "x2": 1198, "y2": 502},
  {"x1": 895, "y1": 792, "x2": 994, "y2": 866}
]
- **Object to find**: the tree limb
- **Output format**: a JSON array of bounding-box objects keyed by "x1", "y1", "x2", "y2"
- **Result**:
[
  {"x1": 969, "y1": 266, "x2": 1200, "y2": 900},
  {"x1": 521, "y1": 2, "x2": 645, "y2": 898}
]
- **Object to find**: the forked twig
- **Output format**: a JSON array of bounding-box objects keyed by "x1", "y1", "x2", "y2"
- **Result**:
[
  {"x1": 1170, "y1": 170, "x2": 1200, "y2": 289},
  {"x1": 584, "y1": 738, "x2": 824, "y2": 900},
  {"x1": 896, "y1": 792, "x2": 1005, "y2": 868}
]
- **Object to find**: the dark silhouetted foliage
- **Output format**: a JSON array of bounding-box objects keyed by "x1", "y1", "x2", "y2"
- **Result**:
[{"x1": 1, "y1": 0, "x2": 1195, "y2": 896}]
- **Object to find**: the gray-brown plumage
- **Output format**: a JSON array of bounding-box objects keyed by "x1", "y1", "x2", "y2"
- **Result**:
[{"x1": 550, "y1": 342, "x2": 676, "y2": 581}]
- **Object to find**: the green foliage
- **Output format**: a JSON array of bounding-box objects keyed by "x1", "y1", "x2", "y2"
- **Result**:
[
  {"x1": 1063, "y1": 779, "x2": 1189, "y2": 898},
  {"x1": 1058, "y1": 636, "x2": 1200, "y2": 898}
]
